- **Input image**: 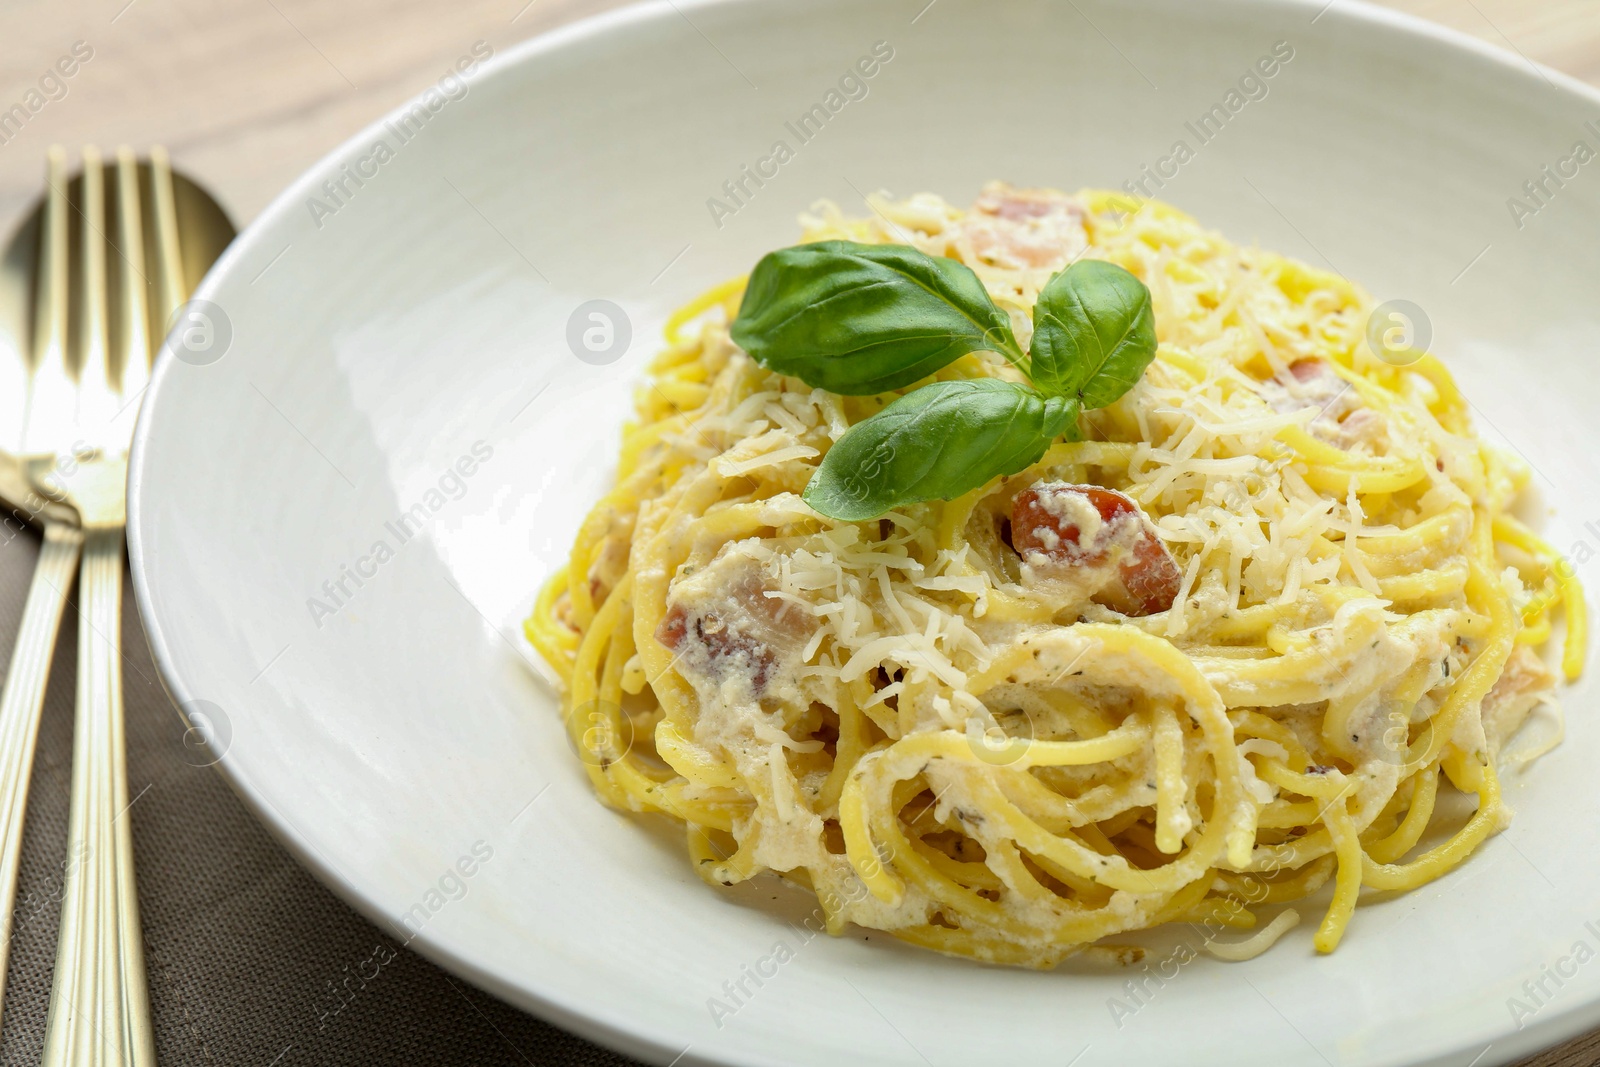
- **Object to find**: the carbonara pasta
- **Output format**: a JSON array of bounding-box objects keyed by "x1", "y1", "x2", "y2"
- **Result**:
[{"x1": 526, "y1": 183, "x2": 1585, "y2": 967}]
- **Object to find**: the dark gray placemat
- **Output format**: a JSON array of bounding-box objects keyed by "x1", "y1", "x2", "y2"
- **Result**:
[{"x1": 0, "y1": 525, "x2": 645, "y2": 1066}]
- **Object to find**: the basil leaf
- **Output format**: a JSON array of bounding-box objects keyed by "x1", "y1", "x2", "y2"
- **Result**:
[
  {"x1": 802, "y1": 379, "x2": 1080, "y2": 521},
  {"x1": 730, "y1": 241, "x2": 1024, "y2": 396},
  {"x1": 1029, "y1": 259, "x2": 1157, "y2": 408}
]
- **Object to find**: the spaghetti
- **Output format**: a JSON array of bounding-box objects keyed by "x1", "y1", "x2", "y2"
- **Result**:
[{"x1": 526, "y1": 183, "x2": 1584, "y2": 967}]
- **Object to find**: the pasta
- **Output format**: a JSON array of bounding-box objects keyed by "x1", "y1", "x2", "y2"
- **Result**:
[{"x1": 525, "y1": 183, "x2": 1584, "y2": 967}]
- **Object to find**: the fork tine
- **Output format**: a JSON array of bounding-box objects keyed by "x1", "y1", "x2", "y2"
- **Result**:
[
  {"x1": 24, "y1": 148, "x2": 73, "y2": 458},
  {"x1": 75, "y1": 146, "x2": 118, "y2": 451},
  {"x1": 112, "y1": 147, "x2": 150, "y2": 403},
  {"x1": 146, "y1": 146, "x2": 185, "y2": 353}
]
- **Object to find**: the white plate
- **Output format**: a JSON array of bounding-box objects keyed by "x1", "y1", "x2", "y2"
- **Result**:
[{"x1": 127, "y1": 1, "x2": 1600, "y2": 1064}]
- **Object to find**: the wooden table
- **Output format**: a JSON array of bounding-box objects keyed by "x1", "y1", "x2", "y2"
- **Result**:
[{"x1": 1, "y1": 1, "x2": 1597, "y2": 1065}]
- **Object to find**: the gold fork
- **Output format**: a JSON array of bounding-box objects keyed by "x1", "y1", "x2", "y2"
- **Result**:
[{"x1": 22, "y1": 144, "x2": 188, "y2": 1066}]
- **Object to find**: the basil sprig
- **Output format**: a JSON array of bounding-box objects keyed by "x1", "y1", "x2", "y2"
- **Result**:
[
  {"x1": 729, "y1": 241, "x2": 1158, "y2": 520},
  {"x1": 802, "y1": 381, "x2": 1080, "y2": 522},
  {"x1": 730, "y1": 241, "x2": 1025, "y2": 394},
  {"x1": 1029, "y1": 259, "x2": 1157, "y2": 408}
]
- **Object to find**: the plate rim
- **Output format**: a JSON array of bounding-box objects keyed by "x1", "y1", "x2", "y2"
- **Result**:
[{"x1": 125, "y1": 1, "x2": 1600, "y2": 1064}]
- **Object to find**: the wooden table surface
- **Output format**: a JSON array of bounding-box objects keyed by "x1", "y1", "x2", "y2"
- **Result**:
[{"x1": 2, "y1": 1, "x2": 1598, "y2": 1065}]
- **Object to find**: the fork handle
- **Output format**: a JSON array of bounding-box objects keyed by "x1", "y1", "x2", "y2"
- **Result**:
[
  {"x1": 42, "y1": 526, "x2": 156, "y2": 1067},
  {"x1": 0, "y1": 521, "x2": 81, "y2": 1025}
]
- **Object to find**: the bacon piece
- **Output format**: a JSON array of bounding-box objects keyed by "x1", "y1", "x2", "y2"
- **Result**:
[
  {"x1": 1261, "y1": 358, "x2": 1387, "y2": 450},
  {"x1": 961, "y1": 182, "x2": 1088, "y2": 271},
  {"x1": 656, "y1": 569, "x2": 813, "y2": 692},
  {"x1": 1267, "y1": 357, "x2": 1341, "y2": 400},
  {"x1": 983, "y1": 189, "x2": 1062, "y2": 221},
  {"x1": 1286, "y1": 358, "x2": 1326, "y2": 384},
  {"x1": 1010, "y1": 484, "x2": 1181, "y2": 616},
  {"x1": 657, "y1": 603, "x2": 776, "y2": 688}
]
